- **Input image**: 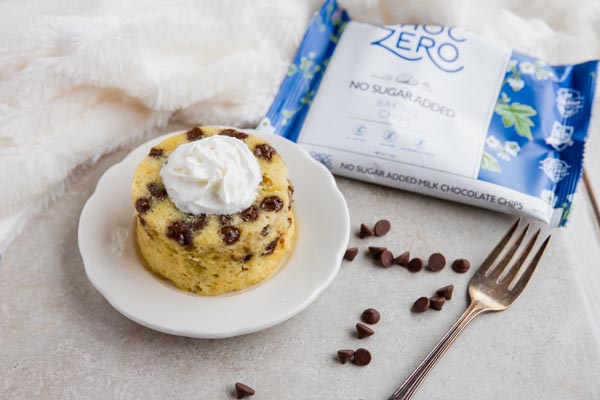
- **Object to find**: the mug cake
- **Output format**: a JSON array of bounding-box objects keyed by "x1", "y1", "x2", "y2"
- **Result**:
[{"x1": 132, "y1": 126, "x2": 295, "y2": 296}]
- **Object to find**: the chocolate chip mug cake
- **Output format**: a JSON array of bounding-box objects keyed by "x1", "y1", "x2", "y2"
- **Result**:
[{"x1": 132, "y1": 126, "x2": 295, "y2": 296}]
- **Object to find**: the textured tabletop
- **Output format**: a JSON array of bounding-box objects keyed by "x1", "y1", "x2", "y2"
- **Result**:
[{"x1": 1, "y1": 144, "x2": 600, "y2": 400}]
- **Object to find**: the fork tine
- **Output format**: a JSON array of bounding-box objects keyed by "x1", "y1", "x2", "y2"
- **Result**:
[
  {"x1": 509, "y1": 235, "x2": 551, "y2": 293},
  {"x1": 487, "y1": 223, "x2": 530, "y2": 280},
  {"x1": 499, "y1": 229, "x2": 541, "y2": 285},
  {"x1": 473, "y1": 218, "x2": 521, "y2": 279}
]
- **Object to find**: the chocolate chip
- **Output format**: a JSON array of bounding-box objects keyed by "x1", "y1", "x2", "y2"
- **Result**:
[
  {"x1": 337, "y1": 349, "x2": 354, "y2": 364},
  {"x1": 393, "y1": 251, "x2": 410, "y2": 267},
  {"x1": 373, "y1": 219, "x2": 391, "y2": 237},
  {"x1": 358, "y1": 223, "x2": 374, "y2": 238},
  {"x1": 429, "y1": 296, "x2": 446, "y2": 311},
  {"x1": 219, "y1": 128, "x2": 248, "y2": 140},
  {"x1": 263, "y1": 238, "x2": 279, "y2": 255},
  {"x1": 427, "y1": 252, "x2": 446, "y2": 272},
  {"x1": 234, "y1": 382, "x2": 255, "y2": 399},
  {"x1": 353, "y1": 348, "x2": 372, "y2": 366},
  {"x1": 135, "y1": 198, "x2": 151, "y2": 214},
  {"x1": 254, "y1": 143, "x2": 277, "y2": 161},
  {"x1": 188, "y1": 214, "x2": 207, "y2": 231},
  {"x1": 147, "y1": 182, "x2": 168, "y2": 200},
  {"x1": 356, "y1": 323, "x2": 375, "y2": 339},
  {"x1": 361, "y1": 308, "x2": 380, "y2": 325},
  {"x1": 436, "y1": 285, "x2": 454, "y2": 300},
  {"x1": 243, "y1": 253, "x2": 253, "y2": 263},
  {"x1": 379, "y1": 250, "x2": 394, "y2": 268},
  {"x1": 407, "y1": 258, "x2": 424, "y2": 273},
  {"x1": 219, "y1": 215, "x2": 232, "y2": 225},
  {"x1": 412, "y1": 297, "x2": 430, "y2": 313},
  {"x1": 260, "y1": 225, "x2": 270, "y2": 236},
  {"x1": 368, "y1": 246, "x2": 387, "y2": 258},
  {"x1": 240, "y1": 205, "x2": 259, "y2": 221},
  {"x1": 148, "y1": 147, "x2": 163, "y2": 158},
  {"x1": 166, "y1": 221, "x2": 193, "y2": 247},
  {"x1": 452, "y1": 258, "x2": 471, "y2": 273},
  {"x1": 344, "y1": 247, "x2": 358, "y2": 261},
  {"x1": 260, "y1": 196, "x2": 283, "y2": 212},
  {"x1": 186, "y1": 127, "x2": 204, "y2": 141},
  {"x1": 221, "y1": 226, "x2": 240, "y2": 245}
]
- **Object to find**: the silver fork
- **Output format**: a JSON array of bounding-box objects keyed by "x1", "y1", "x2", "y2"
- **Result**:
[{"x1": 388, "y1": 218, "x2": 551, "y2": 400}]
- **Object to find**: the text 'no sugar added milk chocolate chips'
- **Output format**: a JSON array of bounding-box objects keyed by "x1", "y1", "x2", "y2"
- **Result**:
[
  {"x1": 452, "y1": 258, "x2": 471, "y2": 273},
  {"x1": 234, "y1": 383, "x2": 255, "y2": 399},
  {"x1": 361, "y1": 308, "x2": 380, "y2": 325}
]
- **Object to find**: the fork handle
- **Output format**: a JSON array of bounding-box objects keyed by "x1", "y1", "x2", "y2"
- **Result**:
[{"x1": 387, "y1": 302, "x2": 486, "y2": 400}]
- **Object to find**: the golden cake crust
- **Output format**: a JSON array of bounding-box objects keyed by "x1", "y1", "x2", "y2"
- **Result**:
[{"x1": 132, "y1": 126, "x2": 295, "y2": 296}]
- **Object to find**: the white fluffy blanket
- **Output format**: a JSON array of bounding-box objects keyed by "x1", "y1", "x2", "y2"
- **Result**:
[{"x1": 1, "y1": 0, "x2": 599, "y2": 252}]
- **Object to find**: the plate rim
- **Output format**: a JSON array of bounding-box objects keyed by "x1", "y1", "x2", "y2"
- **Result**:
[{"x1": 78, "y1": 129, "x2": 350, "y2": 338}]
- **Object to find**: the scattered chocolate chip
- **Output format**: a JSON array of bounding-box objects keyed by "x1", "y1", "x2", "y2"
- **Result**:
[
  {"x1": 260, "y1": 225, "x2": 270, "y2": 236},
  {"x1": 243, "y1": 253, "x2": 253, "y2": 263},
  {"x1": 148, "y1": 147, "x2": 163, "y2": 158},
  {"x1": 263, "y1": 238, "x2": 279, "y2": 255},
  {"x1": 427, "y1": 252, "x2": 446, "y2": 272},
  {"x1": 135, "y1": 198, "x2": 151, "y2": 214},
  {"x1": 393, "y1": 251, "x2": 410, "y2": 267},
  {"x1": 337, "y1": 349, "x2": 354, "y2": 364},
  {"x1": 186, "y1": 127, "x2": 204, "y2": 141},
  {"x1": 189, "y1": 214, "x2": 207, "y2": 231},
  {"x1": 452, "y1": 258, "x2": 471, "y2": 273},
  {"x1": 254, "y1": 143, "x2": 277, "y2": 161},
  {"x1": 412, "y1": 297, "x2": 430, "y2": 313},
  {"x1": 147, "y1": 182, "x2": 168, "y2": 200},
  {"x1": 166, "y1": 221, "x2": 193, "y2": 247},
  {"x1": 353, "y1": 348, "x2": 372, "y2": 366},
  {"x1": 429, "y1": 296, "x2": 446, "y2": 311},
  {"x1": 368, "y1": 246, "x2": 387, "y2": 258},
  {"x1": 138, "y1": 216, "x2": 146, "y2": 226},
  {"x1": 219, "y1": 215, "x2": 232, "y2": 225},
  {"x1": 436, "y1": 285, "x2": 454, "y2": 300},
  {"x1": 373, "y1": 219, "x2": 391, "y2": 237},
  {"x1": 407, "y1": 258, "x2": 424, "y2": 273},
  {"x1": 219, "y1": 128, "x2": 248, "y2": 140},
  {"x1": 344, "y1": 247, "x2": 359, "y2": 261},
  {"x1": 260, "y1": 196, "x2": 283, "y2": 212},
  {"x1": 358, "y1": 223, "x2": 374, "y2": 238},
  {"x1": 379, "y1": 250, "x2": 394, "y2": 268},
  {"x1": 235, "y1": 382, "x2": 255, "y2": 399},
  {"x1": 221, "y1": 226, "x2": 240, "y2": 245},
  {"x1": 361, "y1": 308, "x2": 380, "y2": 325},
  {"x1": 356, "y1": 323, "x2": 375, "y2": 339}
]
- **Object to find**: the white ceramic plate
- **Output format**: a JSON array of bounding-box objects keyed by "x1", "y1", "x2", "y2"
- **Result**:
[{"x1": 78, "y1": 130, "x2": 350, "y2": 338}]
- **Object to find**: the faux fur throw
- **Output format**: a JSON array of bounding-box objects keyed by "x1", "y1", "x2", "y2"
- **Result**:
[{"x1": 1, "y1": 0, "x2": 599, "y2": 252}]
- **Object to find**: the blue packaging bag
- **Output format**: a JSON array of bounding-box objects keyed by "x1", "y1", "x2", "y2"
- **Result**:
[{"x1": 257, "y1": 0, "x2": 598, "y2": 227}]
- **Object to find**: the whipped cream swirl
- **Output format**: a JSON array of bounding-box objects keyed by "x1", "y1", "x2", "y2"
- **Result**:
[{"x1": 160, "y1": 135, "x2": 262, "y2": 215}]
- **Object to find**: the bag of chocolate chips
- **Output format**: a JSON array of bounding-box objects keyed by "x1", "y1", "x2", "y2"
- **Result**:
[{"x1": 257, "y1": 0, "x2": 598, "y2": 227}]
